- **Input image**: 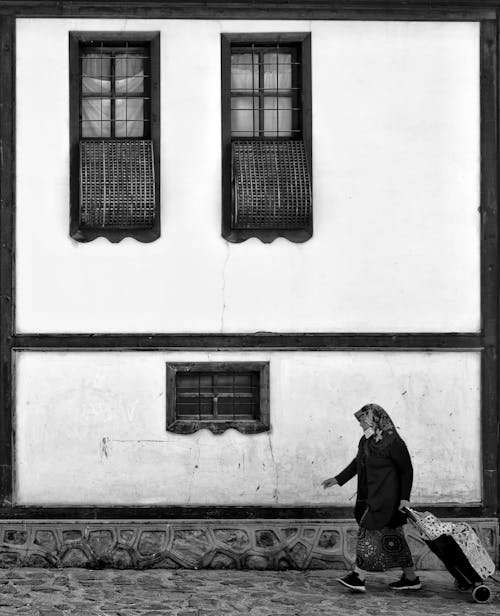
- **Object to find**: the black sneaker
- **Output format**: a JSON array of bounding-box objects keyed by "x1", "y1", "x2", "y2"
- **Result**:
[
  {"x1": 338, "y1": 571, "x2": 366, "y2": 593},
  {"x1": 389, "y1": 575, "x2": 422, "y2": 590}
]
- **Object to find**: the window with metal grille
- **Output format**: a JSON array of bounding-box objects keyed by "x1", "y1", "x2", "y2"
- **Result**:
[
  {"x1": 80, "y1": 43, "x2": 150, "y2": 139},
  {"x1": 166, "y1": 362, "x2": 270, "y2": 435},
  {"x1": 230, "y1": 44, "x2": 300, "y2": 138},
  {"x1": 69, "y1": 32, "x2": 160, "y2": 243},
  {"x1": 221, "y1": 33, "x2": 312, "y2": 243}
]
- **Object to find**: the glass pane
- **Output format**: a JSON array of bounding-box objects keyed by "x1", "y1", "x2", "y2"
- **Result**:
[
  {"x1": 233, "y1": 374, "x2": 253, "y2": 388},
  {"x1": 115, "y1": 54, "x2": 145, "y2": 94},
  {"x1": 115, "y1": 98, "x2": 144, "y2": 137},
  {"x1": 115, "y1": 75, "x2": 145, "y2": 95},
  {"x1": 218, "y1": 399, "x2": 235, "y2": 416},
  {"x1": 177, "y1": 400, "x2": 213, "y2": 417},
  {"x1": 263, "y1": 53, "x2": 292, "y2": 90},
  {"x1": 177, "y1": 374, "x2": 199, "y2": 393},
  {"x1": 264, "y1": 97, "x2": 292, "y2": 136},
  {"x1": 81, "y1": 98, "x2": 111, "y2": 137},
  {"x1": 177, "y1": 401, "x2": 200, "y2": 415},
  {"x1": 233, "y1": 403, "x2": 256, "y2": 417},
  {"x1": 215, "y1": 374, "x2": 234, "y2": 391},
  {"x1": 82, "y1": 55, "x2": 111, "y2": 94},
  {"x1": 115, "y1": 98, "x2": 144, "y2": 121},
  {"x1": 115, "y1": 121, "x2": 143, "y2": 137},
  {"x1": 231, "y1": 53, "x2": 258, "y2": 91},
  {"x1": 231, "y1": 96, "x2": 259, "y2": 136},
  {"x1": 199, "y1": 374, "x2": 213, "y2": 392}
]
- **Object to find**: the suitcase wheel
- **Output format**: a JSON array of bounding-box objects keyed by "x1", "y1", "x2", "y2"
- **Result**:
[{"x1": 471, "y1": 585, "x2": 492, "y2": 604}]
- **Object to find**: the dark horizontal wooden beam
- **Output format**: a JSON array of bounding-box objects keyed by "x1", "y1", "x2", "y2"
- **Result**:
[
  {"x1": 0, "y1": 1, "x2": 495, "y2": 20},
  {"x1": 12, "y1": 333, "x2": 483, "y2": 351},
  {"x1": 0, "y1": 504, "x2": 485, "y2": 520}
]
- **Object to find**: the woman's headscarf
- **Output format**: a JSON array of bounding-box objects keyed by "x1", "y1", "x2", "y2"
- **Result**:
[{"x1": 354, "y1": 403, "x2": 399, "y2": 455}]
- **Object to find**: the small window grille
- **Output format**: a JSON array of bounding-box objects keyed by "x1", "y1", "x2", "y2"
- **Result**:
[
  {"x1": 166, "y1": 362, "x2": 270, "y2": 435},
  {"x1": 176, "y1": 371, "x2": 259, "y2": 421}
]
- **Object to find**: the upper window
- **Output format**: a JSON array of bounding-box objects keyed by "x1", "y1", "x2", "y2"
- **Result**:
[
  {"x1": 166, "y1": 362, "x2": 270, "y2": 435},
  {"x1": 221, "y1": 33, "x2": 312, "y2": 244},
  {"x1": 69, "y1": 32, "x2": 160, "y2": 243}
]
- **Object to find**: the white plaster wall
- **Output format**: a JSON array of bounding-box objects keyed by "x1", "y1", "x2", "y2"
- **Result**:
[
  {"x1": 15, "y1": 351, "x2": 481, "y2": 506},
  {"x1": 16, "y1": 19, "x2": 480, "y2": 333}
]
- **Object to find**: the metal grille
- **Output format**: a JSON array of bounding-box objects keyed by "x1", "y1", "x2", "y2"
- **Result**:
[
  {"x1": 230, "y1": 44, "x2": 300, "y2": 138},
  {"x1": 79, "y1": 139, "x2": 155, "y2": 228},
  {"x1": 176, "y1": 371, "x2": 259, "y2": 421},
  {"x1": 232, "y1": 140, "x2": 311, "y2": 229}
]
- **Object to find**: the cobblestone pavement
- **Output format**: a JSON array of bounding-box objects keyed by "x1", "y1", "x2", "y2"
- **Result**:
[{"x1": 0, "y1": 568, "x2": 499, "y2": 616}]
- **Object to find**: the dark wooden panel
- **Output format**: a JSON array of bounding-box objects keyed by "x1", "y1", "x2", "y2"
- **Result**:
[
  {"x1": 0, "y1": 504, "x2": 485, "y2": 520},
  {"x1": 0, "y1": 16, "x2": 14, "y2": 508},
  {"x1": 0, "y1": 1, "x2": 495, "y2": 21},
  {"x1": 13, "y1": 333, "x2": 482, "y2": 351},
  {"x1": 480, "y1": 20, "x2": 499, "y2": 518}
]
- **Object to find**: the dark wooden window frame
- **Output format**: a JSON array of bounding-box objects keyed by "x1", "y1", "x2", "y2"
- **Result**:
[
  {"x1": 69, "y1": 31, "x2": 161, "y2": 243},
  {"x1": 166, "y1": 362, "x2": 270, "y2": 435},
  {"x1": 221, "y1": 32, "x2": 312, "y2": 243},
  {"x1": 0, "y1": 5, "x2": 497, "y2": 522}
]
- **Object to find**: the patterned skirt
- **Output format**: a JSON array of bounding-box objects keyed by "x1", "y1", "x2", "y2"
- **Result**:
[{"x1": 356, "y1": 526, "x2": 414, "y2": 571}]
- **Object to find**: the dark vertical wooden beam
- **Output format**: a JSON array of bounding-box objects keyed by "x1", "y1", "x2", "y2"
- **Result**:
[
  {"x1": 0, "y1": 15, "x2": 15, "y2": 507},
  {"x1": 220, "y1": 33, "x2": 232, "y2": 241},
  {"x1": 480, "y1": 19, "x2": 498, "y2": 518},
  {"x1": 68, "y1": 32, "x2": 80, "y2": 239}
]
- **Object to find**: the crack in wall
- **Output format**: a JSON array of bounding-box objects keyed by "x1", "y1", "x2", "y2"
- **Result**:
[{"x1": 267, "y1": 433, "x2": 280, "y2": 503}]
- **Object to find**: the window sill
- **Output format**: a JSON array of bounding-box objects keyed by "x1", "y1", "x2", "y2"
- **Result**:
[
  {"x1": 71, "y1": 225, "x2": 160, "y2": 243},
  {"x1": 222, "y1": 227, "x2": 312, "y2": 244},
  {"x1": 166, "y1": 420, "x2": 270, "y2": 435}
]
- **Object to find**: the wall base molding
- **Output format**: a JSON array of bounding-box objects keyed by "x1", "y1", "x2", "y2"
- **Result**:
[{"x1": 0, "y1": 518, "x2": 497, "y2": 570}]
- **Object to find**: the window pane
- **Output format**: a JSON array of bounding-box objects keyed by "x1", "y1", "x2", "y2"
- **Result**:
[
  {"x1": 115, "y1": 98, "x2": 144, "y2": 137},
  {"x1": 217, "y1": 399, "x2": 235, "y2": 416},
  {"x1": 214, "y1": 374, "x2": 234, "y2": 391},
  {"x1": 82, "y1": 54, "x2": 111, "y2": 94},
  {"x1": 218, "y1": 399, "x2": 255, "y2": 417},
  {"x1": 263, "y1": 53, "x2": 292, "y2": 90},
  {"x1": 115, "y1": 98, "x2": 144, "y2": 121},
  {"x1": 81, "y1": 98, "x2": 111, "y2": 137},
  {"x1": 177, "y1": 374, "x2": 199, "y2": 393},
  {"x1": 233, "y1": 374, "x2": 253, "y2": 388},
  {"x1": 115, "y1": 54, "x2": 145, "y2": 94},
  {"x1": 231, "y1": 53, "x2": 258, "y2": 91},
  {"x1": 177, "y1": 400, "x2": 213, "y2": 417},
  {"x1": 231, "y1": 96, "x2": 259, "y2": 136},
  {"x1": 263, "y1": 97, "x2": 292, "y2": 136},
  {"x1": 199, "y1": 374, "x2": 213, "y2": 392}
]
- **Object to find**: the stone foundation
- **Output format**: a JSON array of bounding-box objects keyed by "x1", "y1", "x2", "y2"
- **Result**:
[{"x1": 0, "y1": 519, "x2": 497, "y2": 570}]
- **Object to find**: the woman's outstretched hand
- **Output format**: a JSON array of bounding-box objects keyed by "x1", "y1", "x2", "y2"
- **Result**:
[
  {"x1": 398, "y1": 499, "x2": 411, "y2": 512},
  {"x1": 321, "y1": 477, "x2": 338, "y2": 489}
]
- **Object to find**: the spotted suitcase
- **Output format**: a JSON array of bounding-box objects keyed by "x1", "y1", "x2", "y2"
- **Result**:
[{"x1": 404, "y1": 507, "x2": 496, "y2": 604}]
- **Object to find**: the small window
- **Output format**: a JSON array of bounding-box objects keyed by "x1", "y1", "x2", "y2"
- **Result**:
[
  {"x1": 221, "y1": 33, "x2": 312, "y2": 243},
  {"x1": 69, "y1": 32, "x2": 160, "y2": 243},
  {"x1": 166, "y1": 362, "x2": 270, "y2": 434}
]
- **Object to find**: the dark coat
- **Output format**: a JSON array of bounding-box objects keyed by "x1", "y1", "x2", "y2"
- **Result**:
[{"x1": 335, "y1": 435, "x2": 413, "y2": 530}]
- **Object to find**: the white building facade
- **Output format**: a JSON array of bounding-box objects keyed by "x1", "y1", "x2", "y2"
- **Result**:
[{"x1": 0, "y1": 1, "x2": 497, "y2": 570}]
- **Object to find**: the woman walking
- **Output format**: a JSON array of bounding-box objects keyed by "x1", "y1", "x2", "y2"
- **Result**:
[{"x1": 322, "y1": 403, "x2": 421, "y2": 593}]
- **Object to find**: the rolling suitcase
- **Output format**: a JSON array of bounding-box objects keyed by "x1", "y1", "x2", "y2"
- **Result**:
[{"x1": 404, "y1": 506, "x2": 497, "y2": 604}]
